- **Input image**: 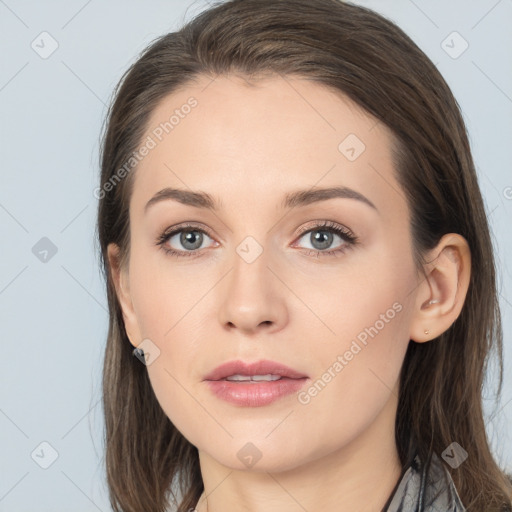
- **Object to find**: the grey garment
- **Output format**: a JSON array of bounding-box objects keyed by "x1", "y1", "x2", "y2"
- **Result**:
[{"x1": 385, "y1": 452, "x2": 466, "y2": 512}]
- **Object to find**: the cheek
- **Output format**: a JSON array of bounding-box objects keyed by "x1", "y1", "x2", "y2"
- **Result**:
[
  {"x1": 288, "y1": 299, "x2": 412, "y2": 463},
  {"x1": 288, "y1": 246, "x2": 413, "y2": 366},
  {"x1": 303, "y1": 292, "x2": 410, "y2": 406},
  {"x1": 146, "y1": 354, "x2": 207, "y2": 446},
  {"x1": 128, "y1": 243, "x2": 208, "y2": 340},
  {"x1": 291, "y1": 250, "x2": 415, "y2": 426},
  {"x1": 127, "y1": 252, "x2": 216, "y2": 443}
]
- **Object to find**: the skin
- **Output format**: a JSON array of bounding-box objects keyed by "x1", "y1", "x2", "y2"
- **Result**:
[{"x1": 108, "y1": 74, "x2": 471, "y2": 512}]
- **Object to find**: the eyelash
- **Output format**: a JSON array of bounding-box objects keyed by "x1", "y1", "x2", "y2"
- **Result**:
[{"x1": 155, "y1": 220, "x2": 358, "y2": 259}]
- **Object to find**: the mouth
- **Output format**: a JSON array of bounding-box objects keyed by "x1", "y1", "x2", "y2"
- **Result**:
[
  {"x1": 222, "y1": 374, "x2": 287, "y2": 382},
  {"x1": 203, "y1": 359, "x2": 308, "y2": 382},
  {"x1": 203, "y1": 359, "x2": 309, "y2": 407}
]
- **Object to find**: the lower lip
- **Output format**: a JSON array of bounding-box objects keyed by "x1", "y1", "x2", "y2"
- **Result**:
[{"x1": 205, "y1": 378, "x2": 308, "y2": 406}]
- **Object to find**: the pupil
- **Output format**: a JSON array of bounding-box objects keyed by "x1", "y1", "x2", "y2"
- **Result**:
[
  {"x1": 312, "y1": 230, "x2": 332, "y2": 250},
  {"x1": 181, "y1": 231, "x2": 203, "y2": 250}
]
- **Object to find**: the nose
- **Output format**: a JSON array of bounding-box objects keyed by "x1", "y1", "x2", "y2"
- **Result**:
[{"x1": 217, "y1": 246, "x2": 288, "y2": 336}]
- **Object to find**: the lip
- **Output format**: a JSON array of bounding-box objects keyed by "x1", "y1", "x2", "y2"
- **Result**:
[
  {"x1": 203, "y1": 359, "x2": 308, "y2": 381},
  {"x1": 203, "y1": 359, "x2": 309, "y2": 407}
]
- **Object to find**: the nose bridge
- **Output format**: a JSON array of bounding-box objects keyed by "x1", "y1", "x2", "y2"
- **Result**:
[
  {"x1": 217, "y1": 231, "x2": 288, "y2": 333},
  {"x1": 229, "y1": 233, "x2": 273, "y2": 302}
]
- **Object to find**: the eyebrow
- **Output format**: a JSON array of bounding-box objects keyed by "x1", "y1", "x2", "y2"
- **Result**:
[{"x1": 144, "y1": 186, "x2": 378, "y2": 213}]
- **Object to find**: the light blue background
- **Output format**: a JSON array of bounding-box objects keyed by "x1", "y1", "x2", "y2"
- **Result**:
[{"x1": 1, "y1": 1, "x2": 511, "y2": 510}]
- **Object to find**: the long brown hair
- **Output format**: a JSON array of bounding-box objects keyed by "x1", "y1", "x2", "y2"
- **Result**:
[{"x1": 96, "y1": 1, "x2": 512, "y2": 510}]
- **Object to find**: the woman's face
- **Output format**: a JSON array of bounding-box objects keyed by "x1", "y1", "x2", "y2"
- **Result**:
[{"x1": 113, "y1": 74, "x2": 422, "y2": 472}]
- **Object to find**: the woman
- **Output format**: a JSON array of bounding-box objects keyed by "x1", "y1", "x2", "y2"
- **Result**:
[{"x1": 96, "y1": 0, "x2": 512, "y2": 510}]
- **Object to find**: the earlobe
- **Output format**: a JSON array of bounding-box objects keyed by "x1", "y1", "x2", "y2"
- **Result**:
[
  {"x1": 409, "y1": 234, "x2": 471, "y2": 343},
  {"x1": 107, "y1": 243, "x2": 140, "y2": 347}
]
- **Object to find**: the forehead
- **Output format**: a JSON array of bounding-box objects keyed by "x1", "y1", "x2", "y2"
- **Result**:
[{"x1": 130, "y1": 74, "x2": 405, "y2": 219}]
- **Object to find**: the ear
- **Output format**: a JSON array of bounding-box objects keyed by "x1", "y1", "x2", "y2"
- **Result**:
[
  {"x1": 107, "y1": 243, "x2": 141, "y2": 348},
  {"x1": 409, "y1": 233, "x2": 471, "y2": 343}
]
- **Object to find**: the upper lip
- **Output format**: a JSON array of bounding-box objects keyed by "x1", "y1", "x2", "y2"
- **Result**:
[{"x1": 204, "y1": 359, "x2": 308, "y2": 381}]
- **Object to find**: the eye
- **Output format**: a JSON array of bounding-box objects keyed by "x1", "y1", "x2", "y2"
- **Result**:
[
  {"x1": 156, "y1": 220, "x2": 358, "y2": 259},
  {"x1": 156, "y1": 223, "x2": 216, "y2": 258},
  {"x1": 293, "y1": 220, "x2": 358, "y2": 257}
]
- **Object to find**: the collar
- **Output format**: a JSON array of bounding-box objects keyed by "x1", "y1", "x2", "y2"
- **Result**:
[{"x1": 384, "y1": 451, "x2": 466, "y2": 511}]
